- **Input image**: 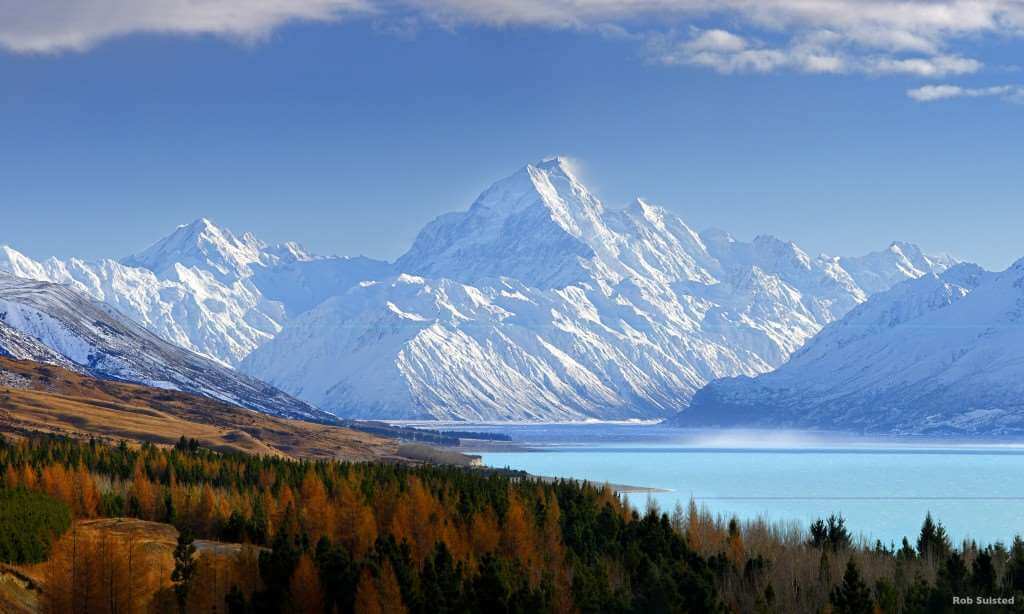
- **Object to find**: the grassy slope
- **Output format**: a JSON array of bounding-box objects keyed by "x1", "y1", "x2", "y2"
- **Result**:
[{"x1": 0, "y1": 356, "x2": 398, "y2": 461}]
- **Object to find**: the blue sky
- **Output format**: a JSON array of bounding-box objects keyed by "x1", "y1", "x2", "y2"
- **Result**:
[{"x1": 1, "y1": 1, "x2": 1022, "y2": 269}]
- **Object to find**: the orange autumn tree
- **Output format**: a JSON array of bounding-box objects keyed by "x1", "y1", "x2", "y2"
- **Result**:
[
  {"x1": 353, "y1": 568, "x2": 383, "y2": 614},
  {"x1": 40, "y1": 464, "x2": 74, "y2": 510},
  {"x1": 333, "y1": 477, "x2": 377, "y2": 558},
  {"x1": 299, "y1": 469, "x2": 331, "y2": 542},
  {"x1": 129, "y1": 460, "x2": 158, "y2": 520},
  {"x1": 289, "y1": 553, "x2": 325, "y2": 612},
  {"x1": 74, "y1": 464, "x2": 100, "y2": 518}
]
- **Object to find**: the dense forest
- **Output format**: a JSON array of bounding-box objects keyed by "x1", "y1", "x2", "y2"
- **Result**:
[{"x1": 0, "y1": 433, "x2": 1022, "y2": 613}]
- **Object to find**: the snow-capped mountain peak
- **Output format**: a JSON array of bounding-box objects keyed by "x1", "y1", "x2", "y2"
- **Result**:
[
  {"x1": 261, "y1": 240, "x2": 315, "y2": 264},
  {"x1": 1, "y1": 219, "x2": 389, "y2": 367},
  {"x1": 534, "y1": 155, "x2": 576, "y2": 174},
  {"x1": 839, "y1": 241, "x2": 960, "y2": 295},
  {"x1": 0, "y1": 245, "x2": 50, "y2": 279},
  {"x1": 123, "y1": 217, "x2": 265, "y2": 282},
  {"x1": 395, "y1": 158, "x2": 613, "y2": 288},
  {"x1": 481, "y1": 156, "x2": 604, "y2": 226}
]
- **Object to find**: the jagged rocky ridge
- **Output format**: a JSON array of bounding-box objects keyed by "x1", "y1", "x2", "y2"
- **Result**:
[
  {"x1": 240, "y1": 158, "x2": 955, "y2": 420},
  {"x1": 676, "y1": 260, "x2": 1024, "y2": 435}
]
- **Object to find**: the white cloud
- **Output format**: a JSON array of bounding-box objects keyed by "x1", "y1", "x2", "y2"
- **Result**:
[
  {"x1": 686, "y1": 48, "x2": 790, "y2": 73},
  {"x1": 413, "y1": 1, "x2": 1017, "y2": 79},
  {"x1": 869, "y1": 55, "x2": 983, "y2": 77},
  {"x1": 801, "y1": 54, "x2": 846, "y2": 74},
  {"x1": 0, "y1": 0, "x2": 369, "y2": 53},
  {"x1": 685, "y1": 29, "x2": 748, "y2": 53},
  {"x1": 407, "y1": 0, "x2": 1024, "y2": 49},
  {"x1": 653, "y1": 29, "x2": 983, "y2": 77},
  {"x1": 0, "y1": 0, "x2": 1019, "y2": 89},
  {"x1": 907, "y1": 84, "x2": 1024, "y2": 102},
  {"x1": 907, "y1": 84, "x2": 972, "y2": 101}
]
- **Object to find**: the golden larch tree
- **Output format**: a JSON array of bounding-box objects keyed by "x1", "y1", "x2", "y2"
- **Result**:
[{"x1": 289, "y1": 553, "x2": 325, "y2": 613}]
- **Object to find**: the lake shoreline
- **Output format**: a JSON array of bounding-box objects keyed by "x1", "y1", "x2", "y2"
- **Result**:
[{"x1": 464, "y1": 422, "x2": 1024, "y2": 546}]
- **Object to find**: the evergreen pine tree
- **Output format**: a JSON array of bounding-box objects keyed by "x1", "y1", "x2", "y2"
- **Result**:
[
  {"x1": 971, "y1": 550, "x2": 996, "y2": 595},
  {"x1": 897, "y1": 537, "x2": 917, "y2": 561},
  {"x1": 1006, "y1": 537, "x2": 1024, "y2": 592},
  {"x1": 170, "y1": 528, "x2": 198, "y2": 613},
  {"x1": 917, "y1": 513, "x2": 951, "y2": 561},
  {"x1": 940, "y1": 551, "x2": 968, "y2": 594},
  {"x1": 830, "y1": 559, "x2": 874, "y2": 614}
]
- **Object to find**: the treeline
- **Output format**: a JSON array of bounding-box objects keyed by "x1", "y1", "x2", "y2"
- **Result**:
[
  {"x1": 1, "y1": 433, "x2": 1023, "y2": 613},
  {"x1": 338, "y1": 421, "x2": 513, "y2": 446},
  {"x1": 676, "y1": 503, "x2": 1024, "y2": 613},
  {"x1": 339, "y1": 421, "x2": 461, "y2": 446},
  {"x1": 0, "y1": 434, "x2": 716, "y2": 612},
  {"x1": 434, "y1": 430, "x2": 513, "y2": 442}
]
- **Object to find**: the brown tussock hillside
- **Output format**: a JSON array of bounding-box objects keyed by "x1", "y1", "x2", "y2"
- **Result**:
[{"x1": 0, "y1": 356, "x2": 398, "y2": 461}]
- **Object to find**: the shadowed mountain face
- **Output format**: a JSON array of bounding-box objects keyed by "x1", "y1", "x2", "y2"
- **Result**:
[
  {"x1": 0, "y1": 274, "x2": 332, "y2": 421},
  {"x1": 677, "y1": 261, "x2": 1024, "y2": 436}
]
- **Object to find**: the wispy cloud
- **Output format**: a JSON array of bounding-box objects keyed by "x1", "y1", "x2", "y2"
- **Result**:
[
  {"x1": 0, "y1": 0, "x2": 371, "y2": 53},
  {"x1": 408, "y1": 0, "x2": 1021, "y2": 78},
  {"x1": 2, "y1": 0, "x2": 1022, "y2": 89},
  {"x1": 907, "y1": 84, "x2": 1024, "y2": 103},
  {"x1": 650, "y1": 28, "x2": 984, "y2": 77},
  {"x1": 869, "y1": 55, "x2": 983, "y2": 77}
]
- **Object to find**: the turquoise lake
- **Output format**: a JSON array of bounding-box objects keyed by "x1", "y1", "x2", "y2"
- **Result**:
[{"x1": 450, "y1": 424, "x2": 1024, "y2": 547}]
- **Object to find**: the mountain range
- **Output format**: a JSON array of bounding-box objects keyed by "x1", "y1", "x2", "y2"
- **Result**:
[
  {"x1": 1, "y1": 219, "x2": 389, "y2": 367},
  {"x1": 1, "y1": 157, "x2": 957, "y2": 422},
  {"x1": 676, "y1": 259, "x2": 1024, "y2": 436}
]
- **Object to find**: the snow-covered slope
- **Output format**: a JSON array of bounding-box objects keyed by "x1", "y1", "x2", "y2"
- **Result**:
[
  {"x1": 242, "y1": 158, "x2": 955, "y2": 421},
  {"x1": 676, "y1": 261, "x2": 1024, "y2": 435},
  {"x1": 839, "y1": 241, "x2": 959, "y2": 295},
  {"x1": 0, "y1": 273, "x2": 331, "y2": 421},
  {"x1": 0, "y1": 220, "x2": 389, "y2": 366},
  {"x1": 0, "y1": 319, "x2": 84, "y2": 372}
]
